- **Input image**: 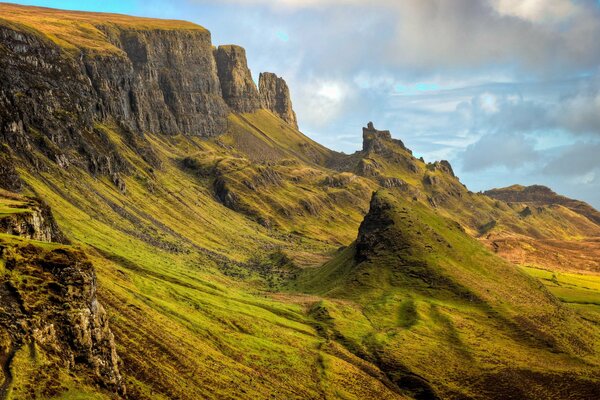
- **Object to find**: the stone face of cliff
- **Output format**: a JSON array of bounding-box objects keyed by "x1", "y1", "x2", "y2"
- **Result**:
[
  {"x1": 0, "y1": 22, "x2": 229, "y2": 192},
  {"x1": 0, "y1": 16, "x2": 302, "y2": 191},
  {"x1": 87, "y1": 27, "x2": 230, "y2": 136},
  {"x1": 0, "y1": 191, "x2": 124, "y2": 395},
  {"x1": 215, "y1": 45, "x2": 261, "y2": 113},
  {"x1": 0, "y1": 197, "x2": 69, "y2": 244},
  {"x1": 0, "y1": 242, "x2": 125, "y2": 396},
  {"x1": 362, "y1": 122, "x2": 409, "y2": 155},
  {"x1": 259, "y1": 72, "x2": 298, "y2": 128}
]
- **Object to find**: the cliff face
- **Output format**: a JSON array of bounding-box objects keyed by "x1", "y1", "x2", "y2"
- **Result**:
[
  {"x1": 0, "y1": 243, "x2": 125, "y2": 396},
  {"x1": 0, "y1": 191, "x2": 124, "y2": 395},
  {"x1": 215, "y1": 45, "x2": 261, "y2": 113},
  {"x1": 259, "y1": 72, "x2": 298, "y2": 128},
  {"x1": 0, "y1": 197, "x2": 69, "y2": 244},
  {"x1": 362, "y1": 122, "x2": 409, "y2": 154},
  {"x1": 86, "y1": 27, "x2": 229, "y2": 136},
  {"x1": 0, "y1": 10, "x2": 299, "y2": 189}
]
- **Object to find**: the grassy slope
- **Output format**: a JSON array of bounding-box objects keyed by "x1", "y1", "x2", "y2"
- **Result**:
[
  {"x1": 0, "y1": 5, "x2": 598, "y2": 397},
  {"x1": 4, "y1": 111, "x2": 598, "y2": 398},
  {"x1": 8, "y1": 121, "x2": 404, "y2": 399},
  {"x1": 0, "y1": 3, "x2": 205, "y2": 54},
  {"x1": 292, "y1": 191, "x2": 600, "y2": 399}
]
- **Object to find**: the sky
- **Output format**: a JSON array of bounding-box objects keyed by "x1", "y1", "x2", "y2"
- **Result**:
[{"x1": 5, "y1": 0, "x2": 600, "y2": 208}]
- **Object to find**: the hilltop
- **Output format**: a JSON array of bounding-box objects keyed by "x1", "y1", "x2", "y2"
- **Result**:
[
  {"x1": 485, "y1": 184, "x2": 600, "y2": 226},
  {"x1": 0, "y1": 4, "x2": 599, "y2": 399}
]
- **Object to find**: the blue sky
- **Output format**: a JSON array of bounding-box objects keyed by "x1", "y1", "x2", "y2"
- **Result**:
[{"x1": 5, "y1": 0, "x2": 600, "y2": 208}]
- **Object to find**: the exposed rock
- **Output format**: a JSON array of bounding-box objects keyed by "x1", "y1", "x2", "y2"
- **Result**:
[
  {"x1": 362, "y1": 122, "x2": 410, "y2": 154},
  {"x1": 423, "y1": 174, "x2": 440, "y2": 186},
  {"x1": 0, "y1": 21, "x2": 229, "y2": 185},
  {"x1": 323, "y1": 173, "x2": 355, "y2": 188},
  {"x1": 215, "y1": 45, "x2": 261, "y2": 113},
  {"x1": 379, "y1": 177, "x2": 407, "y2": 189},
  {"x1": 89, "y1": 27, "x2": 229, "y2": 136},
  {"x1": 0, "y1": 243, "x2": 125, "y2": 395},
  {"x1": 355, "y1": 191, "x2": 396, "y2": 262},
  {"x1": 0, "y1": 197, "x2": 69, "y2": 244},
  {"x1": 356, "y1": 158, "x2": 381, "y2": 177},
  {"x1": 427, "y1": 160, "x2": 455, "y2": 177},
  {"x1": 259, "y1": 72, "x2": 298, "y2": 128},
  {"x1": 214, "y1": 176, "x2": 240, "y2": 210},
  {"x1": 0, "y1": 148, "x2": 22, "y2": 192}
]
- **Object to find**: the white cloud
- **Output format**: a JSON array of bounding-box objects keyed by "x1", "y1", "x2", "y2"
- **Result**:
[{"x1": 491, "y1": 0, "x2": 577, "y2": 23}]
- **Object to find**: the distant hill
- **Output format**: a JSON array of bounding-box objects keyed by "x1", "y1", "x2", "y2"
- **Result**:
[{"x1": 485, "y1": 184, "x2": 600, "y2": 226}]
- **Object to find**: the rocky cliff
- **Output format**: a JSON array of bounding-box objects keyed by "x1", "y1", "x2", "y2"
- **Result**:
[
  {"x1": 215, "y1": 45, "x2": 261, "y2": 113},
  {"x1": 259, "y1": 72, "x2": 298, "y2": 128},
  {"x1": 0, "y1": 196, "x2": 69, "y2": 244},
  {"x1": 0, "y1": 4, "x2": 299, "y2": 190},
  {"x1": 0, "y1": 242, "x2": 125, "y2": 396},
  {"x1": 362, "y1": 122, "x2": 409, "y2": 154},
  {"x1": 0, "y1": 191, "x2": 124, "y2": 396}
]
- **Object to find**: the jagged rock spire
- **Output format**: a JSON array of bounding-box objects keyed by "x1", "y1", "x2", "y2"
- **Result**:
[{"x1": 259, "y1": 72, "x2": 298, "y2": 129}]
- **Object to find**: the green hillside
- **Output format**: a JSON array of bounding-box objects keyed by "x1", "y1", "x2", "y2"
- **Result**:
[{"x1": 0, "y1": 4, "x2": 599, "y2": 399}]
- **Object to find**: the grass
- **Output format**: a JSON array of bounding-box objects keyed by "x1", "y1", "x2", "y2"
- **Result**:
[
  {"x1": 520, "y1": 266, "x2": 600, "y2": 306},
  {"x1": 291, "y1": 191, "x2": 600, "y2": 398},
  {"x1": 2, "y1": 121, "x2": 409, "y2": 399},
  {"x1": 4, "y1": 109, "x2": 598, "y2": 398},
  {"x1": 0, "y1": 3, "x2": 207, "y2": 54}
]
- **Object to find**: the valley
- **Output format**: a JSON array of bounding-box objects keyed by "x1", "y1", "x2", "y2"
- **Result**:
[{"x1": 0, "y1": 3, "x2": 599, "y2": 399}]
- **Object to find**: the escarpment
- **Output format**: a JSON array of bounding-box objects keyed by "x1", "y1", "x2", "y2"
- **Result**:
[
  {"x1": 259, "y1": 72, "x2": 298, "y2": 128},
  {"x1": 215, "y1": 45, "x2": 261, "y2": 113},
  {"x1": 0, "y1": 243, "x2": 125, "y2": 396},
  {"x1": 0, "y1": 7, "x2": 299, "y2": 187},
  {"x1": 0, "y1": 196, "x2": 69, "y2": 244}
]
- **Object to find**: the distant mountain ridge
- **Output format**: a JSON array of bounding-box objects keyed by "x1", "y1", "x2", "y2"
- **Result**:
[{"x1": 485, "y1": 184, "x2": 600, "y2": 226}]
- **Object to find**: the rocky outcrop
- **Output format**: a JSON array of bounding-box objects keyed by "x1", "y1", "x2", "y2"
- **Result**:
[
  {"x1": 355, "y1": 191, "x2": 397, "y2": 263},
  {"x1": 362, "y1": 122, "x2": 410, "y2": 155},
  {"x1": 0, "y1": 12, "x2": 303, "y2": 187},
  {"x1": 485, "y1": 185, "x2": 600, "y2": 226},
  {"x1": 259, "y1": 72, "x2": 298, "y2": 128},
  {"x1": 0, "y1": 243, "x2": 124, "y2": 396},
  {"x1": 0, "y1": 197, "x2": 69, "y2": 244},
  {"x1": 215, "y1": 45, "x2": 261, "y2": 113},
  {"x1": 427, "y1": 160, "x2": 455, "y2": 177},
  {"x1": 0, "y1": 19, "x2": 229, "y2": 185},
  {"x1": 0, "y1": 148, "x2": 22, "y2": 192}
]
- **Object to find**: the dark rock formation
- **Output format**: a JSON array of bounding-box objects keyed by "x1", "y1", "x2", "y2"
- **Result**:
[
  {"x1": 0, "y1": 243, "x2": 124, "y2": 395},
  {"x1": 427, "y1": 160, "x2": 455, "y2": 177},
  {"x1": 0, "y1": 197, "x2": 69, "y2": 244},
  {"x1": 379, "y1": 177, "x2": 407, "y2": 189},
  {"x1": 0, "y1": 21, "x2": 229, "y2": 187},
  {"x1": 215, "y1": 45, "x2": 261, "y2": 113},
  {"x1": 259, "y1": 72, "x2": 298, "y2": 128},
  {"x1": 485, "y1": 185, "x2": 600, "y2": 226},
  {"x1": 88, "y1": 28, "x2": 229, "y2": 137},
  {"x1": 355, "y1": 192, "x2": 396, "y2": 263},
  {"x1": 0, "y1": 148, "x2": 22, "y2": 192},
  {"x1": 362, "y1": 122, "x2": 410, "y2": 155}
]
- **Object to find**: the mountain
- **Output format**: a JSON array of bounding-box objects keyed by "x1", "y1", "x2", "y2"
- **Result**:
[
  {"x1": 0, "y1": 4, "x2": 599, "y2": 399},
  {"x1": 293, "y1": 191, "x2": 600, "y2": 399},
  {"x1": 485, "y1": 184, "x2": 600, "y2": 226}
]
